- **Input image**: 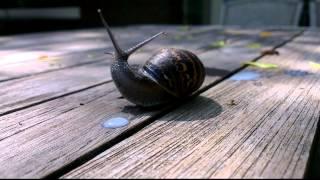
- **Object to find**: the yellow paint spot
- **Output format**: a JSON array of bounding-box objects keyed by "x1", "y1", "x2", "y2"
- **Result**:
[
  {"x1": 38, "y1": 55, "x2": 49, "y2": 60},
  {"x1": 38, "y1": 55, "x2": 60, "y2": 61},
  {"x1": 210, "y1": 40, "x2": 226, "y2": 49},
  {"x1": 247, "y1": 43, "x2": 262, "y2": 49},
  {"x1": 244, "y1": 61, "x2": 278, "y2": 69},
  {"x1": 309, "y1": 61, "x2": 320, "y2": 69},
  {"x1": 224, "y1": 30, "x2": 243, "y2": 35},
  {"x1": 260, "y1": 31, "x2": 272, "y2": 38}
]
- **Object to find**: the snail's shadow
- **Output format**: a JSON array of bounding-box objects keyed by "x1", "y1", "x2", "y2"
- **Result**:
[{"x1": 121, "y1": 95, "x2": 223, "y2": 121}]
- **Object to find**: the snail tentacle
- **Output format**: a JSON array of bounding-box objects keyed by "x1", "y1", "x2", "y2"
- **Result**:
[
  {"x1": 125, "y1": 32, "x2": 165, "y2": 56},
  {"x1": 98, "y1": 9, "x2": 126, "y2": 59}
]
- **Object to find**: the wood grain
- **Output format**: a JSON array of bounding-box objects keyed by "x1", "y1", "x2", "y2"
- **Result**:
[
  {"x1": 0, "y1": 27, "x2": 298, "y2": 116},
  {"x1": 0, "y1": 26, "x2": 223, "y2": 115},
  {"x1": 0, "y1": 25, "x2": 184, "y2": 82},
  {"x1": 0, "y1": 26, "x2": 227, "y2": 83},
  {"x1": 0, "y1": 27, "x2": 301, "y2": 178},
  {"x1": 0, "y1": 61, "x2": 110, "y2": 116},
  {"x1": 0, "y1": 26, "x2": 295, "y2": 82},
  {"x1": 0, "y1": 25, "x2": 180, "y2": 51},
  {"x1": 64, "y1": 30, "x2": 320, "y2": 179}
]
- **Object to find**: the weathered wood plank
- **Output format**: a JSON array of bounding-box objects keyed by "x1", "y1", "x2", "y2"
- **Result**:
[
  {"x1": 0, "y1": 25, "x2": 179, "y2": 50},
  {"x1": 0, "y1": 27, "x2": 296, "y2": 115},
  {"x1": 0, "y1": 25, "x2": 196, "y2": 61},
  {"x1": 0, "y1": 26, "x2": 296, "y2": 82},
  {"x1": 0, "y1": 25, "x2": 215, "y2": 49},
  {"x1": 0, "y1": 28, "x2": 301, "y2": 178},
  {"x1": 0, "y1": 25, "x2": 186, "y2": 82},
  {"x1": 64, "y1": 30, "x2": 320, "y2": 179},
  {"x1": 0, "y1": 26, "x2": 222, "y2": 83},
  {"x1": 0, "y1": 26, "x2": 222, "y2": 115}
]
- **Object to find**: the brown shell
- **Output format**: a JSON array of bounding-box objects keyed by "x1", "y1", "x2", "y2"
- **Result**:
[{"x1": 141, "y1": 48, "x2": 205, "y2": 98}]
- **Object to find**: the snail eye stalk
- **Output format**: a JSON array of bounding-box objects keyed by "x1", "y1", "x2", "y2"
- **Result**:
[{"x1": 97, "y1": 9, "x2": 126, "y2": 59}]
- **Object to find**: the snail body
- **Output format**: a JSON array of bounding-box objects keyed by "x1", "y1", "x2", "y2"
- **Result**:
[{"x1": 98, "y1": 10, "x2": 205, "y2": 107}]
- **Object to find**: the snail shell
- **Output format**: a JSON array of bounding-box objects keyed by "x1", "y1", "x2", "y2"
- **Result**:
[
  {"x1": 98, "y1": 9, "x2": 206, "y2": 107},
  {"x1": 141, "y1": 48, "x2": 205, "y2": 98}
]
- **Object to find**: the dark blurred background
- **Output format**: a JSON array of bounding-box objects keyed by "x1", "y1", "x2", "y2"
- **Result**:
[{"x1": 0, "y1": 0, "x2": 317, "y2": 36}]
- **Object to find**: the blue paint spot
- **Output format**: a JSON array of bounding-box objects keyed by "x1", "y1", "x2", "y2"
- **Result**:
[
  {"x1": 284, "y1": 70, "x2": 310, "y2": 77},
  {"x1": 102, "y1": 117, "x2": 129, "y2": 129},
  {"x1": 230, "y1": 71, "x2": 260, "y2": 81}
]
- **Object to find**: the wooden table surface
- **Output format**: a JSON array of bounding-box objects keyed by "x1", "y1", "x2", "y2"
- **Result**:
[{"x1": 0, "y1": 25, "x2": 319, "y2": 178}]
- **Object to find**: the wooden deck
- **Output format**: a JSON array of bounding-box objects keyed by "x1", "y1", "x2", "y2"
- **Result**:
[{"x1": 0, "y1": 25, "x2": 319, "y2": 178}]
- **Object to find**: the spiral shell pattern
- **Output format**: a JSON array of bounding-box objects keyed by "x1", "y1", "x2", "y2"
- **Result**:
[{"x1": 142, "y1": 48, "x2": 205, "y2": 98}]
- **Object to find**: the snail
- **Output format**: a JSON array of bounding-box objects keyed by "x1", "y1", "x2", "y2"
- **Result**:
[{"x1": 98, "y1": 9, "x2": 205, "y2": 107}]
